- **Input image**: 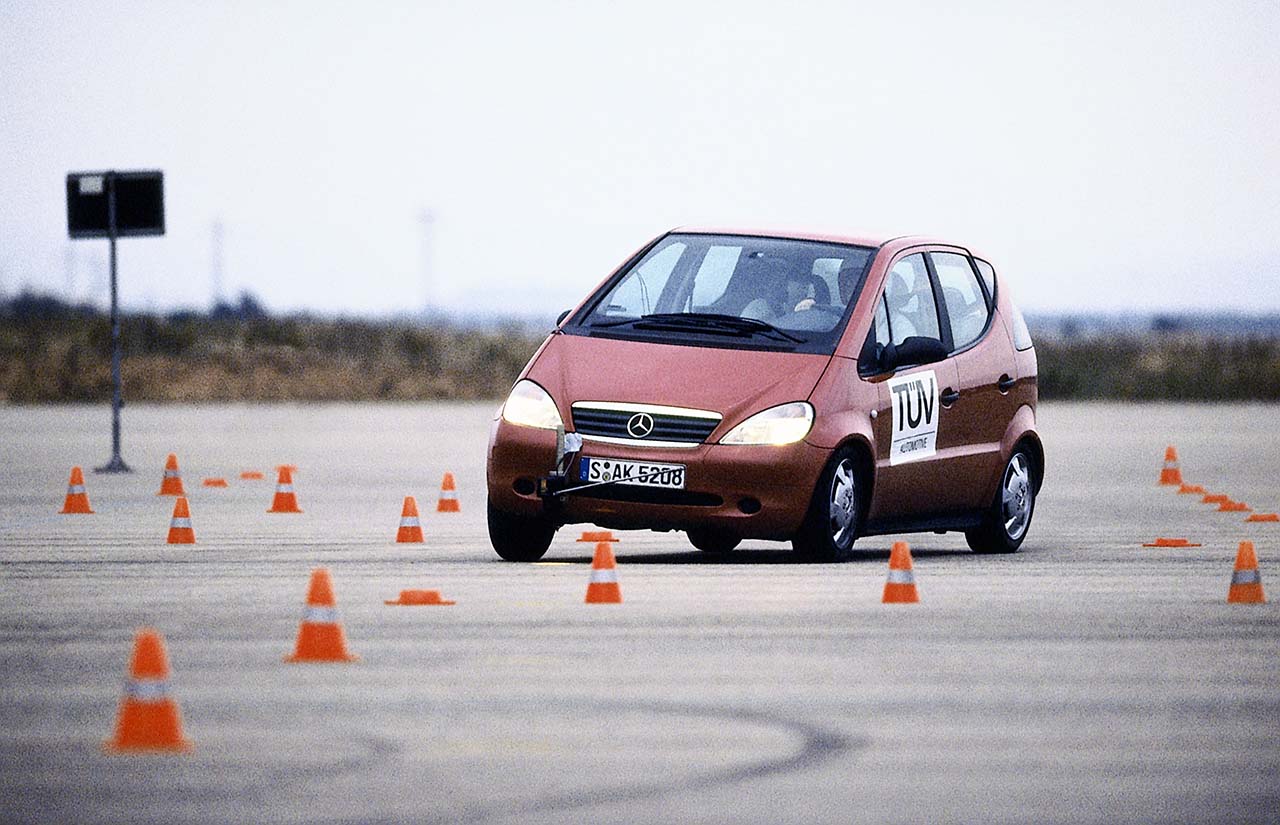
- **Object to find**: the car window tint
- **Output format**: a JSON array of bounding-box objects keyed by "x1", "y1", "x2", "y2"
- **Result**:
[
  {"x1": 974, "y1": 258, "x2": 996, "y2": 306},
  {"x1": 884, "y1": 253, "x2": 941, "y2": 345},
  {"x1": 690, "y1": 245, "x2": 742, "y2": 308},
  {"x1": 602, "y1": 242, "x2": 686, "y2": 316},
  {"x1": 932, "y1": 252, "x2": 991, "y2": 350}
]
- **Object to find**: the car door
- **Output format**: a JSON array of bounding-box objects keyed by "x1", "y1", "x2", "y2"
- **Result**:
[
  {"x1": 928, "y1": 250, "x2": 1014, "y2": 510},
  {"x1": 862, "y1": 252, "x2": 970, "y2": 520}
]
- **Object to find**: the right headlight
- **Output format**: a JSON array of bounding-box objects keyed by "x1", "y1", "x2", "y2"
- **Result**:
[
  {"x1": 501, "y1": 380, "x2": 564, "y2": 430},
  {"x1": 720, "y1": 402, "x2": 814, "y2": 446}
]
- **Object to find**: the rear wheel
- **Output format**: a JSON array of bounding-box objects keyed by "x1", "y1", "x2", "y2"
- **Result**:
[
  {"x1": 792, "y1": 446, "x2": 862, "y2": 562},
  {"x1": 966, "y1": 446, "x2": 1036, "y2": 554},
  {"x1": 687, "y1": 528, "x2": 741, "y2": 556},
  {"x1": 487, "y1": 499, "x2": 556, "y2": 562}
]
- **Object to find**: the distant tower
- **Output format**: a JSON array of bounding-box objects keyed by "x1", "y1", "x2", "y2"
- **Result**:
[
  {"x1": 211, "y1": 219, "x2": 225, "y2": 309},
  {"x1": 420, "y1": 208, "x2": 435, "y2": 313}
]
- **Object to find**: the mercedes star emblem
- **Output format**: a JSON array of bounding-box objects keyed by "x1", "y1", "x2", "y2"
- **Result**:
[{"x1": 627, "y1": 412, "x2": 655, "y2": 439}]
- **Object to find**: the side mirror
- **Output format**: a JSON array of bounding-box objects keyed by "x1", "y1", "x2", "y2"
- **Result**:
[
  {"x1": 556, "y1": 309, "x2": 571, "y2": 326},
  {"x1": 881, "y1": 336, "x2": 948, "y2": 370}
]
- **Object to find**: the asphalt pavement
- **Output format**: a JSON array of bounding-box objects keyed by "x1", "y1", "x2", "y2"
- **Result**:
[{"x1": 1, "y1": 401, "x2": 1276, "y2": 824}]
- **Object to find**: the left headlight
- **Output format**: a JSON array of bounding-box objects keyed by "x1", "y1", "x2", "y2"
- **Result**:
[
  {"x1": 720, "y1": 402, "x2": 814, "y2": 446},
  {"x1": 501, "y1": 380, "x2": 564, "y2": 430}
]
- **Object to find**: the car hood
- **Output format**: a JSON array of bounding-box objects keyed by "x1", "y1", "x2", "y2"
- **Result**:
[{"x1": 525, "y1": 332, "x2": 832, "y2": 433}]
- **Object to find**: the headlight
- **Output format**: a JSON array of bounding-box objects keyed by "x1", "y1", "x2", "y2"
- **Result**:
[
  {"x1": 501, "y1": 380, "x2": 564, "y2": 430},
  {"x1": 720, "y1": 402, "x2": 814, "y2": 446}
]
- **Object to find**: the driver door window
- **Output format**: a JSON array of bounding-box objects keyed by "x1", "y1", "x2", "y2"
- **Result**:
[{"x1": 884, "y1": 254, "x2": 941, "y2": 344}]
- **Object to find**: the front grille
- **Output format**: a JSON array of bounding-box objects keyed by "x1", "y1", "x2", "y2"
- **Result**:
[{"x1": 572, "y1": 403, "x2": 721, "y2": 445}]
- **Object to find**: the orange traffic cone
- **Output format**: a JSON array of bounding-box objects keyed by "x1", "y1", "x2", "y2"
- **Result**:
[
  {"x1": 201, "y1": 477, "x2": 228, "y2": 488},
  {"x1": 1176, "y1": 483, "x2": 1205, "y2": 495},
  {"x1": 584, "y1": 542, "x2": 622, "y2": 603},
  {"x1": 1218, "y1": 500, "x2": 1251, "y2": 512},
  {"x1": 286, "y1": 569, "x2": 356, "y2": 662},
  {"x1": 1201, "y1": 493, "x2": 1229, "y2": 505},
  {"x1": 157, "y1": 453, "x2": 185, "y2": 496},
  {"x1": 1245, "y1": 512, "x2": 1279, "y2": 523},
  {"x1": 60, "y1": 466, "x2": 94, "y2": 514},
  {"x1": 577, "y1": 530, "x2": 618, "y2": 544},
  {"x1": 436, "y1": 472, "x2": 461, "y2": 513},
  {"x1": 385, "y1": 589, "x2": 455, "y2": 605},
  {"x1": 104, "y1": 629, "x2": 192, "y2": 753},
  {"x1": 267, "y1": 467, "x2": 302, "y2": 513},
  {"x1": 1141, "y1": 537, "x2": 1201, "y2": 548},
  {"x1": 240, "y1": 470, "x2": 265, "y2": 480},
  {"x1": 1158, "y1": 446, "x2": 1183, "y2": 486},
  {"x1": 1227, "y1": 541, "x2": 1266, "y2": 604},
  {"x1": 882, "y1": 541, "x2": 919, "y2": 603},
  {"x1": 396, "y1": 496, "x2": 424, "y2": 543},
  {"x1": 166, "y1": 497, "x2": 195, "y2": 544}
]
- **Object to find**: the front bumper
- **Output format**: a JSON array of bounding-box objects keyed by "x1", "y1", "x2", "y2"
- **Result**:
[{"x1": 486, "y1": 417, "x2": 830, "y2": 539}]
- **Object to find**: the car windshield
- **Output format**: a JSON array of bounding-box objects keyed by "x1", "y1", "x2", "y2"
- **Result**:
[{"x1": 570, "y1": 233, "x2": 876, "y2": 354}]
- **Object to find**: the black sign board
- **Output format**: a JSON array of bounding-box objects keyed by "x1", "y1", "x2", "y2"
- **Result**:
[{"x1": 66, "y1": 170, "x2": 165, "y2": 238}]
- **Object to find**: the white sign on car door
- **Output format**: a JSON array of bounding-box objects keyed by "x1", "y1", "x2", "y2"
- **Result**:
[{"x1": 887, "y1": 369, "x2": 939, "y2": 465}]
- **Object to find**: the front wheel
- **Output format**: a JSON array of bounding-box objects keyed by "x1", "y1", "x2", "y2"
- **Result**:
[
  {"x1": 487, "y1": 499, "x2": 556, "y2": 562},
  {"x1": 965, "y1": 446, "x2": 1037, "y2": 554},
  {"x1": 791, "y1": 446, "x2": 863, "y2": 562}
]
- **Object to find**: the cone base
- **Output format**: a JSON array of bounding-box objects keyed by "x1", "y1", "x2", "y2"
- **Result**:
[
  {"x1": 286, "y1": 623, "x2": 355, "y2": 662},
  {"x1": 396, "y1": 528, "x2": 425, "y2": 543},
  {"x1": 157, "y1": 484, "x2": 184, "y2": 496},
  {"x1": 1158, "y1": 471, "x2": 1182, "y2": 485},
  {"x1": 105, "y1": 700, "x2": 192, "y2": 753},
  {"x1": 585, "y1": 583, "x2": 622, "y2": 604},
  {"x1": 167, "y1": 530, "x2": 195, "y2": 544},
  {"x1": 882, "y1": 583, "x2": 920, "y2": 603},
  {"x1": 268, "y1": 495, "x2": 302, "y2": 513},
  {"x1": 285, "y1": 653, "x2": 359, "y2": 662},
  {"x1": 60, "y1": 505, "x2": 94, "y2": 514},
  {"x1": 1246, "y1": 513, "x2": 1279, "y2": 522},
  {"x1": 436, "y1": 501, "x2": 461, "y2": 513},
  {"x1": 1228, "y1": 584, "x2": 1266, "y2": 604},
  {"x1": 385, "y1": 589, "x2": 455, "y2": 606}
]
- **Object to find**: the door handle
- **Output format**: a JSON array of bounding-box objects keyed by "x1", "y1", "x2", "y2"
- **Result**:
[
  {"x1": 940, "y1": 388, "x2": 960, "y2": 406},
  {"x1": 997, "y1": 374, "x2": 1016, "y2": 392}
]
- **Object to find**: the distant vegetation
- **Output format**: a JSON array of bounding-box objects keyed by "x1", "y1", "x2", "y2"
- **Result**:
[
  {"x1": 0, "y1": 293, "x2": 545, "y2": 402},
  {"x1": 2, "y1": 293, "x2": 1278, "y2": 402}
]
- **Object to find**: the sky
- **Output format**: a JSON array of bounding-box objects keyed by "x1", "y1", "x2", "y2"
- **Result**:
[{"x1": 2, "y1": 1, "x2": 1278, "y2": 317}]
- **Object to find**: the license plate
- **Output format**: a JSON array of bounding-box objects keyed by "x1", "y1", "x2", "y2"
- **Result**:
[{"x1": 579, "y1": 457, "x2": 686, "y2": 489}]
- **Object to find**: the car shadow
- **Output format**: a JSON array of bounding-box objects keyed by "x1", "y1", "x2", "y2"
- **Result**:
[{"x1": 553, "y1": 545, "x2": 973, "y2": 565}]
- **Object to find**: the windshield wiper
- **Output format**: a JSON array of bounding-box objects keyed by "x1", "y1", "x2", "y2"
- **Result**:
[
  {"x1": 590, "y1": 312, "x2": 805, "y2": 343},
  {"x1": 631, "y1": 313, "x2": 806, "y2": 343}
]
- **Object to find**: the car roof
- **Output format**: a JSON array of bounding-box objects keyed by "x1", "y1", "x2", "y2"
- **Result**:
[{"x1": 670, "y1": 225, "x2": 959, "y2": 251}]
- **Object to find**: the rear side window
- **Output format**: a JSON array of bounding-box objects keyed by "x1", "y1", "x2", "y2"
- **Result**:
[
  {"x1": 931, "y1": 252, "x2": 991, "y2": 351},
  {"x1": 883, "y1": 254, "x2": 941, "y2": 345},
  {"x1": 1010, "y1": 303, "x2": 1034, "y2": 351},
  {"x1": 974, "y1": 259, "x2": 996, "y2": 306}
]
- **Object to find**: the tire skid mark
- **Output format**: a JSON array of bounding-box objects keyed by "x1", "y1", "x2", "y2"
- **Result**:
[{"x1": 324, "y1": 698, "x2": 863, "y2": 825}]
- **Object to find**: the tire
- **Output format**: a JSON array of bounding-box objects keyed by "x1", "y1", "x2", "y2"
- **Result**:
[
  {"x1": 791, "y1": 446, "x2": 863, "y2": 562},
  {"x1": 965, "y1": 446, "x2": 1037, "y2": 554},
  {"x1": 687, "y1": 528, "x2": 741, "y2": 556},
  {"x1": 487, "y1": 499, "x2": 556, "y2": 562}
]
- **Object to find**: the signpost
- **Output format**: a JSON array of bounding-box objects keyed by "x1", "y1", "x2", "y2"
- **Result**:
[{"x1": 66, "y1": 170, "x2": 165, "y2": 473}]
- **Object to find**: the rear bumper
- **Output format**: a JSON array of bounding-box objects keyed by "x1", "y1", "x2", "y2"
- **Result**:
[{"x1": 486, "y1": 417, "x2": 830, "y2": 539}]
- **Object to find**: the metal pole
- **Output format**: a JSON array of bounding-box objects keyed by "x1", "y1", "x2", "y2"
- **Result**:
[{"x1": 96, "y1": 171, "x2": 130, "y2": 473}]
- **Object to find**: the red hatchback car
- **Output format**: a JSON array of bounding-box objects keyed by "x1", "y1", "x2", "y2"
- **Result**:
[{"x1": 487, "y1": 228, "x2": 1042, "y2": 562}]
